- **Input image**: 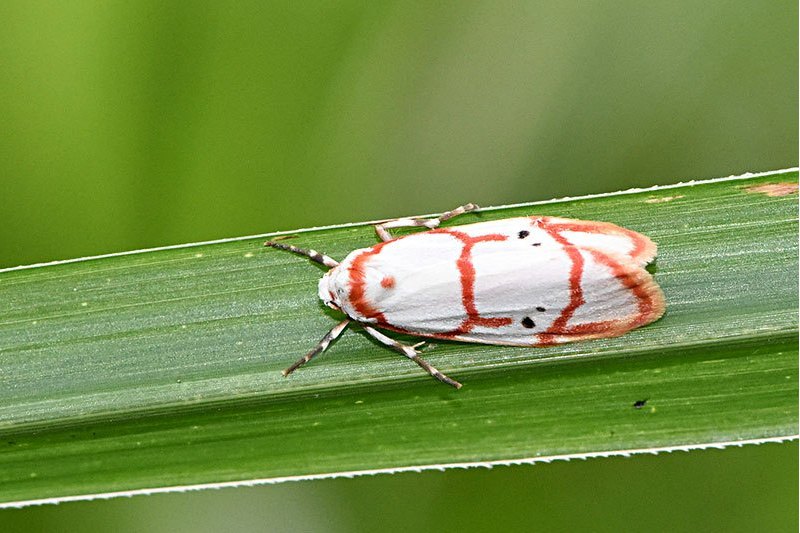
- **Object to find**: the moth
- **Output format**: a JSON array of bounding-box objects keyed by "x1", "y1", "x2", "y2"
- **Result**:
[{"x1": 266, "y1": 204, "x2": 665, "y2": 388}]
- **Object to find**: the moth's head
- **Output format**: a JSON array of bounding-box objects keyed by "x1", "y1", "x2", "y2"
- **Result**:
[{"x1": 317, "y1": 268, "x2": 341, "y2": 311}]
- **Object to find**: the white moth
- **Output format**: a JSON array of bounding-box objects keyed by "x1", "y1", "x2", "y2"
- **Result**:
[{"x1": 266, "y1": 204, "x2": 665, "y2": 388}]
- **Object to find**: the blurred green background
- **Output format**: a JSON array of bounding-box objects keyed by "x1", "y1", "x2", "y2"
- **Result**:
[{"x1": 0, "y1": 1, "x2": 796, "y2": 531}]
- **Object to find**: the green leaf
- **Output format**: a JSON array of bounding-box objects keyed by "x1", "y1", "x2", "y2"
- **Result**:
[{"x1": 1, "y1": 169, "x2": 797, "y2": 507}]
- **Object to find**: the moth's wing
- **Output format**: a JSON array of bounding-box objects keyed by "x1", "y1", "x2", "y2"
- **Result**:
[
  {"x1": 540, "y1": 216, "x2": 658, "y2": 266},
  {"x1": 444, "y1": 243, "x2": 664, "y2": 346},
  {"x1": 538, "y1": 247, "x2": 665, "y2": 345},
  {"x1": 434, "y1": 215, "x2": 658, "y2": 265},
  {"x1": 346, "y1": 220, "x2": 663, "y2": 346},
  {"x1": 350, "y1": 232, "x2": 469, "y2": 332}
]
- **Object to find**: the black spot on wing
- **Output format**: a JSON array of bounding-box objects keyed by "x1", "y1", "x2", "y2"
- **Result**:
[{"x1": 521, "y1": 317, "x2": 535, "y2": 328}]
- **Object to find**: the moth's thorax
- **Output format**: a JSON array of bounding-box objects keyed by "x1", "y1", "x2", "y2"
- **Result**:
[
  {"x1": 317, "y1": 258, "x2": 360, "y2": 315},
  {"x1": 317, "y1": 248, "x2": 382, "y2": 321},
  {"x1": 317, "y1": 269, "x2": 339, "y2": 310}
]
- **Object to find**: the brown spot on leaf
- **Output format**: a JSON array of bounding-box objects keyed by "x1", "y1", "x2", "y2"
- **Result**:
[
  {"x1": 644, "y1": 195, "x2": 684, "y2": 204},
  {"x1": 744, "y1": 183, "x2": 798, "y2": 197}
]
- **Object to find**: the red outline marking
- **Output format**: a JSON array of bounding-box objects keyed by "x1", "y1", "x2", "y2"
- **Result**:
[
  {"x1": 536, "y1": 223, "x2": 585, "y2": 346},
  {"x1": 347, "y1": 229, "x2": 512, "y2": 334},
  {"x1": 534, "y1": 217, "x2": 664, "y2": 345},
  {"x1": 436, "y1": 229, "x2": 511, "y2": 336},
  {"x1": 537, "y1": 216, "x2": 655, "y2": 264},
  {"x1": 348, "y1": 241, "x2": 389, "y2": 323},
  {"x1": 561, "y1": 249, "x2": 658, "y2": 335}
]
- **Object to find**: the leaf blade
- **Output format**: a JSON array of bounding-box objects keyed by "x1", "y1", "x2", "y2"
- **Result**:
[{"x1": 1, "y1": 169, "x2": 797, "y2": 506}]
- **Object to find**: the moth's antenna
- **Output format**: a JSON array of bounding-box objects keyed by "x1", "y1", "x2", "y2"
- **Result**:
[
  {"x1": 282, "y1": 319, "x2": 351, "y2": 376},
  {"x1": 265, "y1": 240, "x2": 339, "y2": 269}
]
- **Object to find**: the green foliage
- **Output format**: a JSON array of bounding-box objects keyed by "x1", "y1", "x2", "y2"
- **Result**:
[{"x1": 0, "y1": 170, "x2": 797, "y2": 506}]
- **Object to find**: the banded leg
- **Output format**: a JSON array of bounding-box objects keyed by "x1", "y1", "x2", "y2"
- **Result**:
[
  {"x1": 374, "y1": 203, "x2": 480, "y2": 241},
  {"x1": 282, "y1": 319, "x2": 350, "y2": 376},
  {"x1": 265, "y1": 240, "x2": 339, "y2": 269},
  {"x1": 363, "y1": 326, "x2": 462, "y2": 389}
]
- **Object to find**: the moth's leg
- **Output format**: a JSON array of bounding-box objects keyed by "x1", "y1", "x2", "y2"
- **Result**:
[
  {"x1": 374, "y1": 203, "x2": 479, "y2": 241},
  {"x1": 282, "y1": 319, "x2": 350, "y2": 376},
  {"x1": 265, "y1": 240, "x2": 339, "y2": 269},
  {"x1": 362, "y1": 325, "x2": 462, "y2": 389}
]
